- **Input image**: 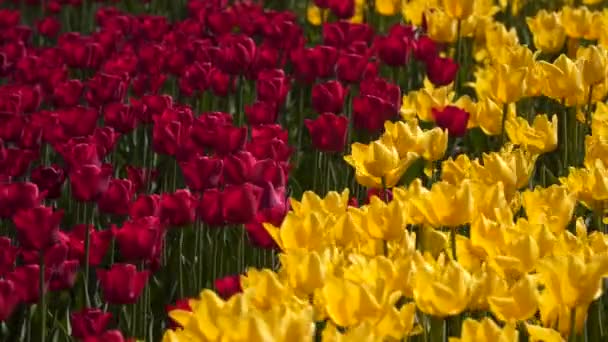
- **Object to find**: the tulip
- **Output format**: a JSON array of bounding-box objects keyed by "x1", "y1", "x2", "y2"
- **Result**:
[
  {"x1": 214, "y1": 274, "x2": 242, "y2": 299},
  {"x1": 0, "y1": 279, "x2": 20, "y2": 321},
  {"x1": 67, "y1": 224, "x2": 112, "y2": 267},
  {"x1": 375, "y1": 34, "x2": 411, "y2": 67},
  {"x1": 222, "y1": 183, "x2": 262, "y2": 224},
  {"x1": 336, "y1": 52, "x2": 369, "y2": 83},
  {"x1": 0, "y1": 181, "x2": 41, "y2": 218},
  {"x1": 97, "y1": 179, "x2": 134, "y2": 216},
  {"x1": 129, "y1": 194, "x2": 160, "y2": 219},
  {"x1": 13, "y1": 206, "x2": 63, "y2": 251},
  {"x1": 36, "y1": 17, "x2": 60, "y2": 38},
  {"x1": 311, "y1": 81, "x2": 348, "y2": 114},
  {"x1": 256, "y1": 69, "x2": 291, "y2": 107},
  {"x1": 103, "y1": 102, "x2": 139, "y2": 134},
  {"x1": 244, "y1": 101, "x2": 278, "y2": 125},
  {"x1": 179, "y1": 155, "x2": 223, "y2": 192},
  {"x1": 0, "y1": 237, "x2": 17, "y2": 277},
  {"x1": 304, "y1": 113, "x2": 348, "y2": 153},
  {"x1": 159, "y1": 189, "x2": 197, "y2": 227},
  {"x1": 70, "y1": 308, "x2": 113, "y2": 339},
  {"x1": 451, "y1": 318, "x2": 518, "y2": 342},
  {"x1": 85, "y1": 73, "x2": 127, "y2": 108},
  {"x1": 198, "y1": 188, "x2": 224, "y2": 226},
  {"x1": 522, "y1": 185, "x2": 575, "y2": 235},
  {"x1": 69, "y1": 164, "x2": 112, "y2": 202},
  {"x1": 425, "y1": 56, "x2": 459, "y2": 87},
  {"x1": 8, "y1": 265, "x2": 44, "y2": 303},
  {"x1": 413, "y1": 36, "x2": 438, "y2": 63},
  {"x1": 212, "y1": 125, "x2": 247, "y2": 156},
  {"x1": 526, "y1": 10, "x2": 566, "y2": 54},
  {"x1": 328, "y1": 0, "x2": 355, "y2": 19},
  {"x1": 30, "y1": 164, "x2": 65, "y2": 199},
  {"x1": 115, "y1": 216, "x2": 165, "y2": 262},
  {"x1": 432, "y1": 105, "x2": 469, "y2": 137},
  {"x1": 97, "y1": 263, "x2": 150, "y2": 305},
  {"x1": 442, "y1": 0, "x2": 474, "y2": 19},
  {"x1": 525, "y1": 324, "x2": 565, "y2": 342},
  {"x1": 488, "y1": 275, "x2": 539, "y2": 323}
]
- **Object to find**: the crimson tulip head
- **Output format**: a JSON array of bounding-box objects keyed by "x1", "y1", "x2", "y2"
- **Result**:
[
  {"x1": 97, "y1": 178, "x2": 134, "y2": 216},
  {"x1": 216, "y1": 34, "x2": 256, "y2": 75},
  {"x1": 13, "y1": 206, "x2": 63, "y2": 251},
  {"x1": 159, "y1": 189, "x2": 197, "y2": 227},
  {"x1": 244, "y1": 101, "x2": 278, "y2": 126},
  {"x1": 67, "y1": 224, "x2": 112, "y2": 267},
  {"x1": 180, "y1": 155, "x2": 223, "y2": 192},
  {"x1": 97, "y1": 263, "x2": 149, "y2": 305},
  {"x1": 125, "y1": 166, "x2": 157, "y2": 194},
  {"x1": 69, "y1": 164, "x2": 112, "y2": 202},
  {"x1": 198, "y1": 188, "x2": 223, "y2": 226},
  {"x1": 305, "y1": 113, "x2": 348, "y2": 153},
  {"x1": 103, "y1": 102, "x2": 139, "y2": 134},
  {"x1": 311, "y1": 81, "x2": 348, "y2": 114},
  {"x1": 432, "y1": 105, "x2": 470, "y2": 137},
  {"x1": 256, "y1": 69, "x2": 290, "y2": 107},
  {"x1": 0, "y1": 182, "x2": 41, "y2": 218},
  {"x1": 328, "y1": 0, "x2": 355, "y2": 19},
  {"x1": 36, "y1": 17, "x2": 61, "y2": 38},
  {"x1": 215, "y1": 274, "x2": 242, "y2": 299},
  {"x1": 222, "y1": 151, "x2": 256, "y2": 185},
  {"x1": 85, "y1": 72, "x2": 127, "y2": 108},
  {"x1": 0, "y1": 237, "x2": 17, "y2": 277},
  {"x1": 115, "y1": 216, "x2": 164, "y2": 262},
  {"x1": 222, "y1": 183, "x2": 262, "y2": 225},
  {"x1": 0, "y1": 279, "x2": 21, "y2": 321},
  {"x1": 336, "y1": 52, "x2": 368, "y2": 83},
  {"x1": 30, "y1": 164, "x2": 65, "y2": 199},
  {"x1": 413, "y1": 35, "x2": 438, "y2": 63},
  {"x1": 8, "y1": 265, "x2": 43, "y2": 303},
  {"x1": 375, "y1": 31, "x2": 412, "y2": 67},
  {"x1": 426, "y1": 56, "x2": 459, "y2": 87},
  {"x1": 129, "y1": 194, "x2": 160, "y2": 219},
  {"x1": 70, "y1": 308, "x2": 113, "y2": 339}
]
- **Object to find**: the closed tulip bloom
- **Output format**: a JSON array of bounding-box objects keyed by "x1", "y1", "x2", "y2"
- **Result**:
[
  {"x1": 451, "y1": 318, "x2": 518, "y2": 342},
  {"x1": 214, "y1": 274, "x2": 242, "y2": 300},
  {"x1": 179, "y1": 155, "x2": 223, "y2": 192},
  {"x1": 115, "y1": 216, "x2": 164, "y2": 262},
  {"x1": 97, "y1": 263, "x2": 149, "y2": 305},
  {"x1": 13, "y1": 206, "x2": 63, "y2": 251},
  {"x1": 561, "y1": 6, "x2": 593, "y2": 39},
  {"x1": 505, "y1": 114, "x2": 558, "y2": 154},
  {"x1": 97, "y1": 179, "x2": 134, "y2": 216},
  {"x1": 305, "y1": 113, "x2": 348, "y2": 153},
  {"x1": 0, "y1": 279, "x2": 21, "y2": 321},
  {"x1": 67, "y1": 224, "x2": 112, "y2": 267},
  {"x1": 159, "y1": 189, "x2": 197, "y2": 227},
  {"x1": 576, "y1": 45, "x2": 608, "y2": 87},
  {"x1": 30, "y1": 164, "x2": 66, "y2": 199},
  {"x1": 426, "y1": 56, "x2": 458, "y2": 87},
  {"x1": 441, "y1": 0, "x2": 474, "y2": 20},
  {"x1": 488, "y1": 275, "x2": 539, "y2": 323},
  {"x1": 222, "y1": 183, "x2": 262, "y2": 224},
  {"x1": 311, "y1": 80, "x2": 348, "y2": 114},
  {"x1": 70, "y1": 308, "x2": 113, "y2": 339},
  {"x1": 432, "y1": 105, "x2": 469, "y2": 137},
  {"x1": 525, "y1": 324, "x2": 564, "y2": 342},
  {"x1": 537, "y1": 55, "x2": 583, "y2": 104},
  {"x1": 69, "y1": 164, "x2": 112, "y2": 202},
  {"x1": 0, "y1": 181, "x2": 41, "y2": 218},
  {"x1": 425, "y1": 9, "x2": 458, "y2": 43},
  {"x1": 526, "y1": 10, "x2": 566, "y2": 54},
  {"x1": 375, "y1": 0, "x2": 400, "y2": 16}
]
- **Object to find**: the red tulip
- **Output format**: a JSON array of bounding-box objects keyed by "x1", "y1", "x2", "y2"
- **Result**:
[
  {"x1": 328, "y1": 0, "x2": 355, "y2": 19},
  {"x1": 129, "y1": 194, "x2": 160, "y2": 219},
  {"x1": 98, "y1": 179, "x2": 134, "y2": 216},
  {"x1": 13, "y1": 206, "x2": 63, "y2": 251},
  {"x1": 57, "y1": 106, "x2": 99, "y2": 138},
  {"x1": 198, "y1": 188, "x2": 223, "y2": 226},
  {"x1": 251, "y1": 124, "x2": 289, "y2": 142},
  {"x1": 322, "y1": 22, "x2": 374, "y2": 49},
  {"x1": 212, "y1": 125, "x2": 247, "y2": 156},
  {"x1": 208, "y1": 67, "x2": 232, "y2": 97},
  {"x1": 352, "y1": 95, "x2": 397, "y2": 133},
  {"x1": 69, "y1": 164, "x2": 112, "y2": 202},
  {"x1": 36, "y1": 17, "x2": 61, "y2": 38},
  {"x1": 43, "y1": 242, "x2": 80, "y2": 292},
  {"x1": 0, "y1": 238, "x2": 17, "y2": 277},
  {"x1": 375, "y1": 34, "x2": 411, "y2": 67},
  {"x1": 0, "y1": 10, "x2": 20, "y2": 28},
  {"x1": 256, "y1": 69, "x2": 290, "y2": 107},
  {"x1": 311, "y1": 81, "x2": 348, "y2": 114},
  {"x1": 0, "y1": 147, "x2": 37, "y2": 178},
  {"x1": 336, "y1": 52, "x2": 368, "y2": 83},
  {"x1": 217, "y1": 34, "x2": 256, "y2": 75},
  {"x1": 159, "y1": 189, "x2": 197, "y2": 227},
  {"x1": 305, "y1": 113, "x2": 349, "y2": 153},
  {"x1": 70, "y1": 308, "x2": 113, "y2": 339},
  {"x1": 57, "y1": 140, "x2": 101, "y2": 171},
  {"x1": 291, "y1": 46, "x2": 338, "y2": 83},
  {"x1": 83, "y1": 330, "x2": 130, "y2": 342},
  {"x1": 426, "y1": 56, "x2": 458, "y2": 87},
  {"x1": 180, "y1": 155, "x2": 223, "y2": 192},
  {"x1": 215, "y1": 274, "x2": 242, "y2": 299},
  {"x1": 67, "y1": 224, "x2": 113, "y2": 267},
  {"x1": 0, "y1": 182, "x2": 41, "y2": 218},
  {"x1": 115, "y1": 216, "x2": 164, "y2": 262},
  {"x1": 93, "y1": 127, "x2": 121, "y2": 158},
  {"x1": 413, "y1": 35, "x2": 438, "y2": 63},
  {"x1": 178, "y1": 62, "x2": 211, "y2": 97},
  {"x1": 252, "y1": 159, "x2": 287, "y2": 188},
  {"x1": 432, "y1": 105, "x2": 469, "y2": 137},
  {"x1": 30, "y1": 164, "x2": 65, "y2": 199},
  {"x1": 244, "y1": 101, "x2": 278, "y2": 125},
  {"x1": 103, "y1": 102, "x2": 139, "y2": 134},
  {"x1": 97, "y1": 263, "x2": 149, "y2": 305},
  {"x1": 190, "y1": 112, "x2": 233, "y2": 149},
  {"x1": 222, "y1": 151, "x2": 256, "y2": 185},
  {"x1": 207, "y1": 8, "x2": 237, "y2": 36},
  {"x1": 222, "y1": 183, "x2": 262, "y2": 224},
  {"x1": 85, "y1": 72, "x2": 127, "y2": 108},
  {"x1": 137, "y1": 95, "x2": 173, "y2": 124},
  {"x1": 8, "y1": 265, "x2": 44, "y2": 303},
  {"x1": 0, "y1": 279, "x2": 21, "y2": 321}
]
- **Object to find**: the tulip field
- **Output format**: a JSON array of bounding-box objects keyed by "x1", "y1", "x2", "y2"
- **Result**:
[{"x1": 2, "y1": 0, "x2": 608, "y2": 341}]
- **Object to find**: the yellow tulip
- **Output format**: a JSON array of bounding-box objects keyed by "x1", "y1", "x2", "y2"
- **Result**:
[
  {"x1": 322, "y1": 322, "x2": 378, "y2": 342},
  {"x1": 468, "y1": 267, "x2": 508, "y2": 311},
  {"x1": 561, "y1": 6, "x2": 593, "y2": 39},
  {"x1": 526, "y1": 10, "x2": 566, "y2": 54},
  {"x1": 306, "y1": 4, "x2": 327, "y2": 26},
  {"x1": 401, "y1": 80, "x2": 454, "y2": 122},
  {"x1": 290, "y1": 189, "x2": 349, "y2": 218},
  {"x1": 375, "y1": 0, "x2": 400, "y2": 16},
  {"x1": 412, "y1": 253, "x2": 471, "y2": 317},
  {"x1": 482, "y1": 63, "x2": 528, "y2": 104},
  {"x1": 264, "y1": 211, "x2": 329, "y2": 251},
  {"x1": 577, "y1": 45, "x2": 608, "y2": 87},
  {"x1": 522, "y1": 185, "x2": 576, "y2": 235},
  {"x1": 525, "y1": 324, "x2": 565, "y2": 342},
  {"x1": 363, "y1": 197, "x2": 408, "y2": 241},
  {"x1": 383, "y1": 119, "x2": 448, "y2": 162},
  {"x1": 425, "y1": 8, "x2": 458, "y2": 43},
  {"x1": 487, "y1": 274, "x2": 540, "y2": 323},
  {"x1": 561, "y1": 159, "x2": 608, "y2": 211},
  {"x1": 455, "y1": 235, "x2": 486, "y2": 273},
  {"x1": 470, "y1": 215, "x2": 509, "y2": 258},
  {"x1": 319, "y1": 276, "x2": 381, "y2": 327},
  {"x1": 409, "y1": 180, "x2": 475, "y2": 227},
  {"x1": 537, "y1": 54, "x2": 584, "y2": 103},
  {"x1": 441, "y1": 0, "x2": 474, "y2": 20},
  {"x1": 441, "y1": 154, "x2": 473, "y2": 185},
  {"x1": 279, "y1": 249, "x2": 326, "y2": 296},
  {"x1": 449, "y1": 318, "x2": 518, "y2": 342},
  {"x1": 419, "y1": 225, "x2": 449, "y2": 259},
  {"x1": 489, "y1": 234, "x2": 540, "y2": 280},
  {"x1": 374, "y1": 302, "x2": 422, "y2": 339},
  {"x1": 402, "y1": 0, "x2": 438, "y2": 26},
  {"x1": 345, "y1": 138, "x2": 419, "y2": 188},
  {"x1": 505, "y1": 114, "x2": 558, "y2": 154}
]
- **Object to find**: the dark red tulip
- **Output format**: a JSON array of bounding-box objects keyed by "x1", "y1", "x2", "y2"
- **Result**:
[
  {"x1": 212, "y1": 125, "x2": 247, "y2": 156},
  {"x1": 82, "y1": 330, "x2": 130, "y2": 342},
  {"x1": 13, "y1": 206, "x2": 63, "y2": 251},
  {"x1": 57, "y1": 106, "x2": 99, "y2": 138},
  {"x1": 217, "y1": 34, "x2": 256, "y2": 75},
  {"x1": 0, "y1": 182, "x2": 41, "y2": 218},
  {"x1": 198, "y1": 188, "x2": 223, "y2": 226},
  {"x1": 208, "y1": 67, "x2": 232, "y2": 97},
  {"x1": 311, "y1": 81, "x2": 348, "y2": 115},
  {"x1": 426, "y1": 56, "x2": 458, "y2": 87},
  {"x1": 432, "y1": 106, "x2": 469, "y2": 137},
  {"x1": 336, "y1": 52, "x2": 368, "y2": 83},
  {"x1": 207, "y1": 8, "x2": 237, "y2": 36},
  {"x1": 245, "y1": 101, "x2": 278, "y2": 125},
  {"x1": 248, "y1": 44, "x2": 279, "y2": 79},
  {"x1": 353, "y1": 95, "x2": 398, "y2": 133},
  {"x1": 0, "y1": 148, "x2": 37, "y2": 178},
  {"x1": 138, "y1": 15, "x2": 169, "y2": 41},
  {"x1": 0, "y1": 279, "x2": 21, "y2": 321},
  {"x1": 256, "y1": 69, "x2": 290, "y2": 107},
  {"x1": 0, "y1": 10, "x2": 20, "y2": 28},
  {"x1": 152, "y1": 107, "x2": 192, "y2": 157},
  {"x1": 0, "y1": 238, "x2": 17, "y2": 277},
  {"x1": 328, "y1": 0, "x2": 355, "y2": 19},
  {"x1": 314, "y1": 0, "x2": 329, "y2": 8},
  {"x1": 252, "y1": 159, "x2": 287, "y2": 188},
  {"x1": 291, "y1": 46, "x2": 338, "y2": 83},
  {"x1": 180, "y1": 155, "x2": 223, "y2": 192},
  {"x1": 375, "y1": 35, "x2": 412, "y2": 67},
  {"x1": 93, "y1": 127, "x2": 121, "y2": 158},
  {"x1": 98, "y1": 179, "x2": 134, "y2": 216},
  {"x1": 166, "y1": 299, "x2": 191, "y2": 329},
  {"x1": 251, "y1": 124, "x2": 289, "y2": 143},
  {"x1": 178, "y1": 62, "x2": 211, "y2": 97},
  {"x1": 132, "y1": 72, "x2": 167, "y2": 97},
  {"x1": 115, "y1": 216, "x2": 164, "y2": 262},
  {"x1": 215, "y1": 274, "x2": 242, "y2": 299},
  {"x1": 67, "y1": 224, "x2": 113, "y2": 267},
  {"x1": 69, "y1": 164, "x2": 113, "y2": 202},
  {"x1": 360, "y1": 77, "x2": 402, "y2": 108},
  {"x1": 129, "y1": 194, "x2": 160, "y2": 219},
  {"x1": 85, "y1": 73, "x2": 127, "y2": 108},
  {"x1": 70, "y1": 308, "x2": 113, "y2": 339},
  {"x1": 97, "y1": 263, "x2": 149, "y2": 305},
  {"x1": 222, "y1": 183, "x2": 261, "y2": 224},
  {"x1": 44, "y1": 243, "x2": 79, "y2": 292},
  {"x1": 8, "y1": 265, "x2": 44, "y2": 303},
  {"x1": 159, "y1": 189, "x2": 197, "y2": 227},
  {"x1": 222, "y1": 151, "x2": 256, "y2": 185},
  {"x1": 36, "y1": 17, "x2": 61, "y2": 38},
  {"x1": 57, "y1": 140, "x2": 100, "y2": 170},
  {"x1": 305, "y1": 113, "x2": 349, "y2": 153},
  {"x1": 323, "y1": 22, "x2": 375, "y2": 49},
  {"x1": 246, "y1": 136, "x2": 293, "y2": 162},
  {"x1": 413, "y1": 36, "x2": 438, "y2": 63},
  {"x1": 103, "y1": 103, "x2": 139, "y2": 134},
  {"x1": 190, "y1": 112, "x2": 233, "y2": 149},
  {"x1": 137, "y1": 95, "x2": 173, "y2": 124},
  {"x1": 30, "y1": 165, "x2": 65, "y2": 199}
]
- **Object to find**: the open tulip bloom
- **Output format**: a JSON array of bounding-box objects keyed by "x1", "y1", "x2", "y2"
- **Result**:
[{"x1": 1, "y1": 1, "x2": 608, "y2": 342}]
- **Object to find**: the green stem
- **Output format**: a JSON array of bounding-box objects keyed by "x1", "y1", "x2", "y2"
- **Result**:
[
  {"x1": 569, "y1": 308, "x2": 577, "y2": 342},
  {"x1": 499, "y1": 103, "x2": 509, "y2": 147},
  {"x1": 83, "y1": 205, "x2": 91, "y2": 307},
  {"x1": 178, "y1": 229, "x2": 185, "y2": 299},
  {"x1": 450, "y1": 227, "x2": 457, "y2": 261},
  {"x1": 429, "y1": 316, "x2": 446, "y2": 342}
]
